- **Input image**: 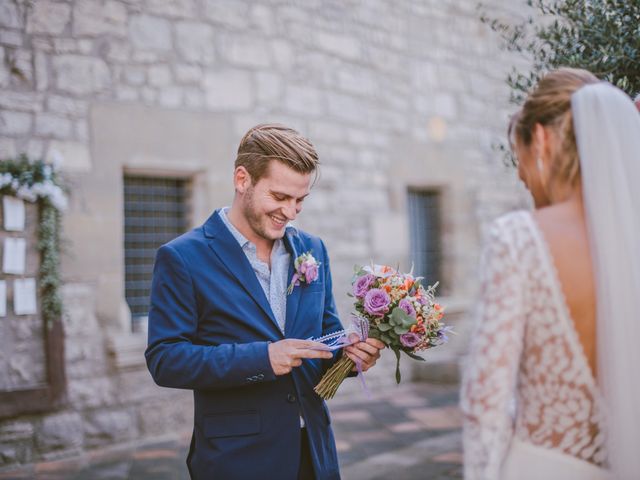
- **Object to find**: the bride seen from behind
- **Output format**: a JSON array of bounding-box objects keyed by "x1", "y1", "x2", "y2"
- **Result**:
[{"x1": 460, "y1": 68, "x2": 640, "y2": 480}]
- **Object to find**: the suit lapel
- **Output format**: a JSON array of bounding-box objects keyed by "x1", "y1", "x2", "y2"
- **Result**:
[
  {"x1": 204, "y1": 211, "x2": 282, "y2": 336},
  {"x1": 283, "y1": 228, "x2": 302, "y2": 337}
]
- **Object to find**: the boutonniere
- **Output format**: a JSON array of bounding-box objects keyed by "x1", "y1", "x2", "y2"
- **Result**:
[{"x1": 287, "y1": 252, "x2": 320, "y2": 294}]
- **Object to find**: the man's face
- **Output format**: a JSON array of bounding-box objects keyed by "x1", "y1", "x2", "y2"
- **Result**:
[{"x1": 238, "y1": 161, "x2": 312, "y2": 241}]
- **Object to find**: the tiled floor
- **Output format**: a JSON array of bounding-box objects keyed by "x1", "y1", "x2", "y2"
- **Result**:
[{"x1": 0, "y1": 382, "x2": 462, "y2": 480}]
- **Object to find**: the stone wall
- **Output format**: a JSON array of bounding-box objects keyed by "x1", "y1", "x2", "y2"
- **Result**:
[{"x1": 0, "y1": 0, "x2": 531, "y2": 468}]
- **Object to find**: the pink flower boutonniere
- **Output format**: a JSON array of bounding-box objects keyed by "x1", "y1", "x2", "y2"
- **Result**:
[{"x1": 288, "y1": 252, "x2": 320, "y2": 294}]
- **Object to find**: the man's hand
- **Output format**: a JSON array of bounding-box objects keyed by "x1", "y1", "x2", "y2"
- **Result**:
[
  {"x1": 268, "y1": 339, "x2": 333, "y2": 376},
  {"x1": 344, "y1": 334, "x2": 385, "y2": 373}
]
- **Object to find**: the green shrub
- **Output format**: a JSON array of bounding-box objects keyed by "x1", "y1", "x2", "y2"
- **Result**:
[{"x1": 481, "y1": 0, "x2": 640, "y2": 104}]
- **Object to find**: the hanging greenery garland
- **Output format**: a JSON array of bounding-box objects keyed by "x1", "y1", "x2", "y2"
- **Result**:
[{"x1": 0, "y1": 154, "x2": 67, "y2": 329}]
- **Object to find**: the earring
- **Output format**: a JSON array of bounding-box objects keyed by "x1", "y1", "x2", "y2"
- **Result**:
[{"x1": 536, "y1": 157, "x2": 544, "y2": 173}]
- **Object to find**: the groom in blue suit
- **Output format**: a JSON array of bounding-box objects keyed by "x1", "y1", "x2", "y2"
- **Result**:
[{"x1": 146, "y1": 124, "x2": 384, "y2": 479}]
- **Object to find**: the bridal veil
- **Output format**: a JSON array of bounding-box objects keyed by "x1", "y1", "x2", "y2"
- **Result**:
[{"x1": 572, "y1": 82, "x2": 640, "y2": 479}]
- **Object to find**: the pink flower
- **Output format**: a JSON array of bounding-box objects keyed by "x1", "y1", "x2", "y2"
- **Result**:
[
  {"x1": 364, "y1": 288, "x2": 390, "y2": 317},
  {"x1": 287, "y1": 252, "x2": 320, "y2": 294},
  {"x1": 353, "y1": 274, "x2": 376, "y2": 298},
  {"x1": 400, "y1": 332, "x2": 421, "y2": 348},
  {"x1": 304, "y1": 261, "x2": 319, "y2": 283},
  {"x1": 398, "y1": 298, "x2": 416, "y2": 318}
]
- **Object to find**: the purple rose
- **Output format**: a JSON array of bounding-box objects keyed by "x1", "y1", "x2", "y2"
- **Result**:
[
  {"x1": 304, "y1": 262, "x2": 319, "y2": 283},
  {"x1": 417, "y1": 296, "x2": 429, "y2": 306},
  {"x1": 353, "y1": 274, "x2": 376, "y2": 298},
  {"x1": 398, "y1": 298, "x2": 416, "y2": 318},
  {"x1": 400, "y1": 332, "x2": 421, "y2": 348},
  {"x1": 363, "y1": 288, "x2": 390, "y2": 317}
]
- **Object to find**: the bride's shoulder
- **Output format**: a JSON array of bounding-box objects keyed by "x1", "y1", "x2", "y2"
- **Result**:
[{"x1": 487, "y1": 209, "x2": 533, "y2": 239}]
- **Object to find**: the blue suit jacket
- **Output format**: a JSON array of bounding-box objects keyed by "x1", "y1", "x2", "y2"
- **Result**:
[{"x1": 145, "y1": 210, "x2": 343, "y2": 480}]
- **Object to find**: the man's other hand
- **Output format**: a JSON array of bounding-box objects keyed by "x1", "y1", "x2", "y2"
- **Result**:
[{"x1": 268, "y1": 339, "x2": 333, "y2": 376}]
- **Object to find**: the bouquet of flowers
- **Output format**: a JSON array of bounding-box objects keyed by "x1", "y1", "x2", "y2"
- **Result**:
[{"x1": 314, "y1": 264, "x2": 451, "y2": 400}]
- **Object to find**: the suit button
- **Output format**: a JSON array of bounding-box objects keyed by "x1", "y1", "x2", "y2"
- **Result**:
[{"x1": 287, "y1": 393, "x2": 297, "y2": 403}]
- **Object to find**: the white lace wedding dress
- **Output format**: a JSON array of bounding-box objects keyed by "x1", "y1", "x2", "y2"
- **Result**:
[{"x1": 460, "y1": 210, "x2": 611, "y2": 480}]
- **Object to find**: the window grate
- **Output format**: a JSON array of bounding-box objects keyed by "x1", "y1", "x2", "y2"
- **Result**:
[
  {"x1": 407, "y1": 189, "x2": 442, "y2": 290},
  {"x1": 124, "y1": 176, "x2": 189, "y2": 328}
]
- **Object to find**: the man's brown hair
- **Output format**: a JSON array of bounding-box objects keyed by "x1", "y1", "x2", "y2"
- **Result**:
[{"x1": 235, "y1": 124, "x2": 319, "y2": 183}]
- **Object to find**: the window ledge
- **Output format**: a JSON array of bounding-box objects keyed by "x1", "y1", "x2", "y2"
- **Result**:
[{"x1": 107, "y1": 333, "x2": 147, "y2": 371}]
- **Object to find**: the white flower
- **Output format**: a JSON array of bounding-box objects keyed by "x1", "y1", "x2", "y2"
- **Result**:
[{"x1": 16, "y1": 185, "x2": 37, "y2": 202}]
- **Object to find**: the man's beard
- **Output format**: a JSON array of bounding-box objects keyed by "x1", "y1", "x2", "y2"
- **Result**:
[{"x1": 241, "y1": 186, "x2": 284, "y2": 241}]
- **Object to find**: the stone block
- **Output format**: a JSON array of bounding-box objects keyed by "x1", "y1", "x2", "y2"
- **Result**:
[
  {"x1": 75, "y1": 119, "x2": 89, "y2": 141},
  {"x1": 175, "y1": 21, "x2": 215, "y2": 65},
  {"x1": 183, "y1": 88, "x2": 205, "y2": 109},
  {"x1": 204, "y1": 70, "x2": 253, "y2": 111},
  {"x1": 63, "y1": 335, "x2": 109, "y2": 380},
  {"x1": 83, "y1": 409, "x2": 137, "y2": 448},
  {"x1": 159, "y1": 87, "x2": 183, "y2": 108},
  {"x1": 137, "y1": 395, "x2": 193, "y2": 437},
  {"x1": 202, "y1": 0, "x2": 250, "y2": 29},
  {"x1": 53, "y1": 55, "x2": 111, "y2": 95},
  {"x1": 24, "y1": 139, "x2": 45, "y2": 159},
  {"x1": 59, "y1": 283, "x2": 99, "y2": 334},
  {"x1": 0, "y1": 30, "x2": 22, "y2": 47},
  {"x1": 255, "y1": 71, "x2": 282, "y2": 104},
  {"x1": 34, "y1": 51, "x2": 48, "y2": 91},
  {"x1": 284, "y1": 85, "x2": 324, "y2": 116},
  {"x1": 116, "y1": 85, "x2": 138, "y2": 101},
  {"x1": 73, "y1": 0, "x2": 128, "y2": 37},
  {"x1": 146, "y1": 0, "x2": 197, "y2": 18},
  {"x1": 327, "y1": 92, "x2": 366, "y2": 124},
  {"x1": 129, "y1": 14, "x2": 172, "y2": 51},
  {"x1": 147, "y1": 64, "x2": 172, "y2": 87},
  {"x1": 315, "y1": 31, "x2": 361, "y2": 61},
  {"x1": 335, "y1": 65, "x2": 378, "y2": 97},
  {"x1": 0, "y1": 421, "x2": 34, "y2": 443},
  {"x1": 122, "y1": 66, "x2": 146, "y2": 86},
  {"x1": 47, "y1": 140, "x2": 91, "y2": 172},
  {"x1": 9, "y1": 49, "x2": 33, "y2": 85},
  {"x1": 175, "y1": 64, "x2": 202, "y2": 84},
  {"x1": 0, "y1": 111, "x2": 32, "y2": 136},
  {"x1": 105, "y1": 39, "x2": 131, "y2": 62},
  {"x1": 35, "y1": 113, "x2": 72, "y2": 138},
  {"x1": 0, "y1": 49, "x2": 8, "y2": 88},
  {"x1": 271, "y1": 39, "x2": 295, "y2": 72},
  {"x1": 218, "y1": 34, "x2": 271, "y2": 68},
  {"x1": 0, "y1": 1, "x2": 22, "y2": 29},
  {"x1": 26, "y1": 1, "x2": 71, "y2": 35},
  {"x1": 250, "y1": 4, "x2": 275, "y2": 36},
  {"x1": 67, "y1": 377, "x2": 116, "y2": 409},
  {"x1": 46, "y1": 95, "x2": 87, "y2": 117},
  {"x1": 35, "y1": 413, "x2": 84, "y2": 453},
  {"x1": 0, "y1": 91, "x2": 42, "y2": 112},
  {"x1": 0, "y1": 138, "x2": 16, "y2": 157}
]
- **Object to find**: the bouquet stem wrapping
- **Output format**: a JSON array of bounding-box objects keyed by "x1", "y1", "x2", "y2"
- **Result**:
[{"x1": 314, "y1": 356, "x2": 355, "y2": 400}]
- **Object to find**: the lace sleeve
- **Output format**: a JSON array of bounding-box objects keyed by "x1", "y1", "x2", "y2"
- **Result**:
[{"x1": 460, "y1": 218, "x2": 526, "y2": 480}]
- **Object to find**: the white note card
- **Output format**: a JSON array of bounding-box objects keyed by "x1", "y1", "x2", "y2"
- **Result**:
[
  {"x1": 2, "y1": 237, "x2": 26, "y2": 275},
  {"x1": 0, "y1": 280, "x2": 6, "y2": 317},
  {"x1": 3, "y1": 196, "x2": 26, "y2": 232},
  {"x1": 14, "y1": 278, "x2": 37, "y2": 315}
]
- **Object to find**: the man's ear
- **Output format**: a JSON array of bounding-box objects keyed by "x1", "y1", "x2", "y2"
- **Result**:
[{"x1": 233, "y1": 166, "x2": 251, "y2": 193}]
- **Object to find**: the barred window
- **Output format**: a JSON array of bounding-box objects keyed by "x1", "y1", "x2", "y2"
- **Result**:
[
  {"x1": 407, "y1": 189, "x2": 442, "y2": 290},
  {"x1": 124, "y1": 175, "x2": 189, "y2": 332}
]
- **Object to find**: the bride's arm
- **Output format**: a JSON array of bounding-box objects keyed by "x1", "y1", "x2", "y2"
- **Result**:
[{"x1": 460, "y1": 219, "x2": 526, "y2": 479}]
